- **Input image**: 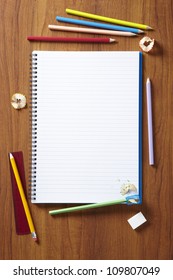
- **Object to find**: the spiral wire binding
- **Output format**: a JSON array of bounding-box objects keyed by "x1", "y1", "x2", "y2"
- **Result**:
[{"x1": 29, "y1": 53, "x2": 38, "y2": 201}]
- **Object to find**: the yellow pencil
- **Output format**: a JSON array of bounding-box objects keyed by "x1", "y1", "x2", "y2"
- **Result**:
[
  {"x1": 9, "y1": 153, "x2": 37, "y2": 241},
  {"x1": 66, "y1": 8, "x2": 153, "y2": 30}
]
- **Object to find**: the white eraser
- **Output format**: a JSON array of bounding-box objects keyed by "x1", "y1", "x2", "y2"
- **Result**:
[{"x1": 127, "y1": 212, "x2": 147, "y2": 229}]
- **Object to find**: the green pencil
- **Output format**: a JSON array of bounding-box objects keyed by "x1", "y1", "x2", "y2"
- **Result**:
[{"x1": 49, "y1": 198, "x2": 127, "y2": 215}]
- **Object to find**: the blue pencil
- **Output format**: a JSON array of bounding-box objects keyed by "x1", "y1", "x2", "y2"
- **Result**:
[{"x1": 56, "y1": 16, "x2": 143, "y2": 34}]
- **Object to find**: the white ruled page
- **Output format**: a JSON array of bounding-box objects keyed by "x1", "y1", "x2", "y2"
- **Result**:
[{"x1": 31, "y1": 51, "x2": 142, "y2": 203}]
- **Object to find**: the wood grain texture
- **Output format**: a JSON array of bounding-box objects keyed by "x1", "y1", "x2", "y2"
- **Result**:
[{"x1": 0, "y1": 0, "x2": 173, "y2": 260}]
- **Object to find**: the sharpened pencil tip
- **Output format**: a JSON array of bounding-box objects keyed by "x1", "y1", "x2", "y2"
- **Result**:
[
  {"x1": 138, "y1": 29, "x2": 144, "y2": 34},
  {"x1": 147, "y1": 26, "x2": 153, "y2": 30},
  {"x1": 32, "y1": 232, "x2": 38, "y2": 242},
  {"x1": 9, "y1": 153, "x2": 13, "y2": 159},
  {"x1": 109, "y1": 38, "x2": 116, "y2": 43},
  {"x1": 131, "y1": 32, "x2": 137, "y2": 36}
]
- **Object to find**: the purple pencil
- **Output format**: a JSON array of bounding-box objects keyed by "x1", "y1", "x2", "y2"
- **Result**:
[{"x1": 146, "y1": 78, "x2": 154, "y2": 165}]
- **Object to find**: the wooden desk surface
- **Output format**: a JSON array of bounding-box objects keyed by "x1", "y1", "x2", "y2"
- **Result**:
[{"x1": 0, "y1": 0, "x2": 173, "y2": 260}]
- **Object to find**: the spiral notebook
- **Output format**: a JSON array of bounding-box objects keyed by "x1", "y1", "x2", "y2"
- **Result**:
[{"x1": 30, "y1": 51, "x2": 142, "y2": 204}]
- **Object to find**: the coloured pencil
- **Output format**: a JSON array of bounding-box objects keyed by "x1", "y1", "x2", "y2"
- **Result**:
[
  {"x1": 27, "y1": 36, "x2": 116, "y2": 43},
  {"x1": 146, "y1": 78, "x2": 154, "y2": 165},
  {"x1": 66, "y1": 8, "x2": 153, "y2": 30},
  {"x1": 48, "y1": 24, "x2": 136, "y2": 37},
  {"x1": 56, "y1": 16, "x2": 144, "y2": 34},
  {"x1": 49, "y1": 198, "x2": 127, "y2": 215},
  {"x1": 9, "y1": 153, "x2": 37, "y2": 241}
]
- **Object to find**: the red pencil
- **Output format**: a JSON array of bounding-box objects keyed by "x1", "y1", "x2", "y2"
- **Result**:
[{"x1": 27, "y1": 36, "x2": 116, "y2": 43}]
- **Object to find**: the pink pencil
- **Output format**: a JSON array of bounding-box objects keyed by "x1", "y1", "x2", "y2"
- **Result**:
[
  {"x1": 48, "y1": 24, "x2": 136, "y2": 37},
  {"x1": 146, "y1": 78, "x2": 154, "y2": 165},
  {"x1": 27, "y1": 36, "x2": 116, "y2": 43}
]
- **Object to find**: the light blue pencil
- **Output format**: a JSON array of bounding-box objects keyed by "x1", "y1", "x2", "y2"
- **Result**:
[{"x1": 56, "y1": 16, "x2": 143, "y2": 34}]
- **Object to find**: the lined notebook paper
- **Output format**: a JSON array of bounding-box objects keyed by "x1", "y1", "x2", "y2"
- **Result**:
[{"x1": 30, "y1": 51, "x2": 142, "y2": 203}]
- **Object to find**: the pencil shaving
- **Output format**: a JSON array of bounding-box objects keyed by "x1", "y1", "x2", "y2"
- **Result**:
[
  {"x1": 120, "y1": 183, "x2": 137, "y2": 195},
  {"x1": 11, "y1": 93, "x2": 27, "y2": 109},
  {"x1": 139, "y1": 36, "x2": 154, "y2": 52},
  {"x1": 128, "y1": 199, "x2": 138, "y2": 204}
]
